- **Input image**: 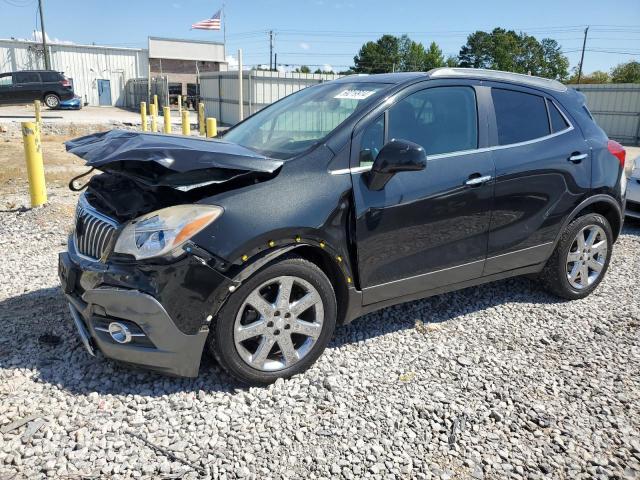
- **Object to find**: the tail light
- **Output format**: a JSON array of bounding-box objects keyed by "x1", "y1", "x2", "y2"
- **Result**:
[
  {"x1": 607, "y1": 140, "x2": 626, "y2": 168},
  {"x1": 60, "y1": 78, "x2": 71, "y2": 87}
]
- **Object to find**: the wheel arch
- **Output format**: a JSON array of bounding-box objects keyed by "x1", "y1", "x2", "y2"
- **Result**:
[
  {"x1": 230, "y1": 243, "x2": 352, "y2": 325},
  {"x1": 555, "y1": 195, "x2": 622, "y2": 248}
]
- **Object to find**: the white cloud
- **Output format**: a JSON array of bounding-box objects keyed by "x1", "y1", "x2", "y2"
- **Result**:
[
  {"x1": 32, "y1": 30, "x2": 74, "y2": 45},
  {"x1": 299, "y1": 42, "x2": 310, "y2": 50},
  {"x1": 321, "y1": 64, "x2": 334, "y2": 72}
]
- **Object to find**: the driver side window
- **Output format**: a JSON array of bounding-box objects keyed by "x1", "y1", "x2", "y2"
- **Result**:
[{"x1": 359, "y1": 114, "x2": 384, "y2": 167}]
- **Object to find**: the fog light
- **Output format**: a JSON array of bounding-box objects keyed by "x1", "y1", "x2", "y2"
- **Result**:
[{"x1": 108, "y1": 322, "x2": 132, "y2": 344}]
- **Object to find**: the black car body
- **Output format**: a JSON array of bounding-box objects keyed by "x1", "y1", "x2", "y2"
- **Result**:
[
  {"x1": 59, "y1": 68, "x2": 626, "y2": 384},
  {"x1": 0, "y1": 70, "x2": 74, "y2": 108}
]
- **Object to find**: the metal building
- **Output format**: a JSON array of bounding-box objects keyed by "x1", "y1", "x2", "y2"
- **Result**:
[{"x1": 0, "y1": 38, "x2": 147, "y2": 107}]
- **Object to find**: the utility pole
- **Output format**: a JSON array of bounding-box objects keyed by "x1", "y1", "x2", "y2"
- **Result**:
[
  {"x1": 577, "y1": 26, "x2": 589, "y2": 84},
  {"x1": 38, "y1": 0, "x2": 51, "y2": 69},
  {"x1": 269, "y1": 30, "x2": 274, "y2": 71}
]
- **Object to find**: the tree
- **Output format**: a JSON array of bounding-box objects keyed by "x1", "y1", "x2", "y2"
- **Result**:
[
  {"x1": 611, "y1": 61, "x2": 640, "y2": 83},
  {"x1": 567, "y1": 69, "x2": 610, "y2": 84},
  {"x1": 445, "y1": 55, "x2": 459, "y2": 67},
  {"x1": 294, "y1": 65, "x2": 311, "y2": 73},
  {"x1": 353, "y1": 35, "x2": 445, "y2": 73},
  {"x1": 458, "y1": 28, "x2": 569, "y2": 80},
  {"x1": 314, "y1": 68, "x2": 335, "y2": 74},
  {"x1": 353, "y1": 34, "x2": 401, "y2": 73}
]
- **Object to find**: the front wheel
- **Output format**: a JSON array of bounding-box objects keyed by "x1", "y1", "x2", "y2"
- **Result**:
[
  {"x1": 44, "y1": 93, "x2": 60, "y2": 109},
  {"x1": 207, "y1": 256, "x2": 337, "y2": 385},
  {"x1": 539, "y1": 213, "x2": 613, "y2": 300}
]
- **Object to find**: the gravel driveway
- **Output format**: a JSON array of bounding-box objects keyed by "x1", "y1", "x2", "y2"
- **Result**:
[{"x1": 1, "y1": 188, "x2": 639, "y2": 480}]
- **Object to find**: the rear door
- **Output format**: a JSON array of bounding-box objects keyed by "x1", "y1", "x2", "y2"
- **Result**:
[
  {"x1": 13, "y1": 72, "x2": 42, "y2": 104},
  {"x1": 483, "y1": 84, "x2": 591, "y2": 274},
  {"x1": 351, "y1": 80, "x2": 496, "y2": 304}
]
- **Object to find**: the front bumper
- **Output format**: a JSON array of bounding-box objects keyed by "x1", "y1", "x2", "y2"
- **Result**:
[
  {"x1": 58, "y1": 241, "x2": 236, "y2": 377},
  {"x1": 625, "y1": 177, "x2": 640, "y2": 219}
]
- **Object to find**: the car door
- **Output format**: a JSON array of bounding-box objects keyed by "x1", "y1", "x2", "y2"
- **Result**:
[
  {"x1": 12, "y1": 72, "x2": 42, "y2": 104},
  {"x1": 351, "y1": 81, "x2": 496, "y2": 305},
  {"x1": 483, "y1": 84, "x2": 591, "y2": 275}
]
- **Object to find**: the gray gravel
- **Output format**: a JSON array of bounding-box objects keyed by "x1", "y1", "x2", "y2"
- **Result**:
[{"x1": 1, "y1": 188, "x2": 639, "y2": 480}]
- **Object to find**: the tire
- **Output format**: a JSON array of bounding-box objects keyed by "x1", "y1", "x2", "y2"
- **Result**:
[
  {"x1": 207, "y1": 255, "x2": 337, "y2": 385},
  {"x1": 539, "y1": 213, "x2": 613, "y2": 300},
  {"x1": 44, "y1": 93, "x2": 60, "y2": 109}
]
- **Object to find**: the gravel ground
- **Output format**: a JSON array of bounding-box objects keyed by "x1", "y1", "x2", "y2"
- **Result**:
[{"x1": 1, "y1": 187, "x2": 639, "y2": 480}]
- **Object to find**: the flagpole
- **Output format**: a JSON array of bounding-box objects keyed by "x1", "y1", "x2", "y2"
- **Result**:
[{"x1": 222, "y1": 1, "x2": 226, "y2": 53}]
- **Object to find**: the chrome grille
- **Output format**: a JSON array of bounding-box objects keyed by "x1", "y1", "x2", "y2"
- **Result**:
[{"x1": 73, "y1": 195, "x2": 118, "y2": 260}]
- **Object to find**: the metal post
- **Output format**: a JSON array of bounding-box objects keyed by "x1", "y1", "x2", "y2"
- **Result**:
[
  {"x1": 34, "y1": 100, "x2": 41, "y2": 125},
  {"x1": 198, "y1": 102, "x2": 205, "y2": 135},
  {"x1": 21, "y1": 122, "x2": 47, "y2": 207},
  {"x1": 150, "y1": 104, "x2": 158, "y2": 132},
  {"x1": 577, "y1": 26, "x2": 589, "y2": 84},
  {"x1": 140, "y1": 102, "x2": 148, "y2": 132},
  {"x1": 38, "y1": 0, "x2": 51, "y2": 70},
  {"x1": 238, "y1": 48, "x2": 243, "y2": 122},
  {"x1": 163, "y1": 107, "x2": 171, "y2": 134},
  {"x1": 178, "y1": 94, "x2": 182, "y2": 115},
  {"x1": 269, "y1": 30, "x2": 274, "y2": 71},
  {"x1": 182, "y1": 110, "x2": 190, "y2": 135},
  {"x1": 206, "y1": 118, "x2": 217, "y2": 138},
  {"x1": 153, "y1": 94, "x2": 159, "y2": 113}
]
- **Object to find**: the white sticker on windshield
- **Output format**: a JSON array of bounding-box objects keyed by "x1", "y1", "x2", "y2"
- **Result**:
[{"x1": 334, "y1": 89, "x2": 376, "y2": 100}]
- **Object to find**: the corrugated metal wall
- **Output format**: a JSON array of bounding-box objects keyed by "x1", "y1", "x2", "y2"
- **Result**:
[
  {"x1": 200, "y1": 70, "x2": 341, "y2": 126},
  {"x1": 0, "y1": 40, "x2": 148, "y2": 107},
  {"x1": 570, "y1": 83, "x2": 640, "y2": 145}
]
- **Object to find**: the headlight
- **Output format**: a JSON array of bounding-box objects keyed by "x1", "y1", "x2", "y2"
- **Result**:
[{"x1": 114, "y1": 205, "x2": 223, "y2": 260}]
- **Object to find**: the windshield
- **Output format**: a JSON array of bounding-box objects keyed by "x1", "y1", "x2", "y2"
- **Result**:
[{"x1": 223, "y1": 81, "x2": 388, "y2": 159}]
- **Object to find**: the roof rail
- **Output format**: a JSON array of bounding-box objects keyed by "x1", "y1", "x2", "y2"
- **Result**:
[{"x1": 428, "y1": 68, "x2": 567, "y2": 92}]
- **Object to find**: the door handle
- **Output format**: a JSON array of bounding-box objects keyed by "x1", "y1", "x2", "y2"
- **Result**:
[
  {"x1": 568, "y1": 152, "x2": 588, "y2": 164},
  {"x1": 465, "y1": 175, "x2": 492, "y2": 186}
]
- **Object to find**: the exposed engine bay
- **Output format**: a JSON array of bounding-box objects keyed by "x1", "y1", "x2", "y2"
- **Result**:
[{"x1": 66, "y1": 130, "x2": 283, "y2": 222}]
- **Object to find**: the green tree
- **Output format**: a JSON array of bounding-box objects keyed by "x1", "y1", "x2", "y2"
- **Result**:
[
  {"x1": 566, "y1": 69, "x2": 610, "y2": 84},
  {"x1": 458, "y1": 28, "x2": 569, "y2": 80},
  {"x1": 294, "y1": 65, "x2": 311, "y2": 73},
  {"x1": 424, "y1": 41, "x2": 445, "y2": 70},
  {"x1": 611, "y1": 61, "x2": 640, "y2": 83},
  {"x1": 353, "y1": 34, "x2": 401, "y2": 73},
  {"x1": 445, "y1": 55, "x2": 459, "y2": 67},
  {"x1": 314, "y1": 68, "x2": 335, "y2": 74}
]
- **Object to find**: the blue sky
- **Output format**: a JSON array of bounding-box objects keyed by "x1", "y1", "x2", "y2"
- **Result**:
[{"x1": 1, "y1": 0, "x2": 639, "y2": 74}]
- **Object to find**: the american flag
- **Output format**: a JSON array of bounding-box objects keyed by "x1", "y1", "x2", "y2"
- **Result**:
[{"x1": 191, "y1": 9, "x2": 222, "y2": 30}]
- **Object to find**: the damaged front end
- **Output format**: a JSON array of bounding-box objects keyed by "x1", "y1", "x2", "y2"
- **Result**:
[{"x1": 59, "y1": 129, "x2": 282, "y2": 377}]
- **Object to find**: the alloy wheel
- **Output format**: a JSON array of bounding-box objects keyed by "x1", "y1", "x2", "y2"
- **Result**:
[
  {"x1": 233, "y1": 275, "x2": 324, "y2": 371},
  {"x1": 566, "y1": 224, "x2": 608, "y2": 290}
]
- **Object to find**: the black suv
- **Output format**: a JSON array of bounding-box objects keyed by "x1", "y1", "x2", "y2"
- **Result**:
[
  {"x1": 0, "y1": 70, "x2": 74, "y2": 108},
  {"x1": 59, "y1": 68, "x2": 626, "y2": 385}
]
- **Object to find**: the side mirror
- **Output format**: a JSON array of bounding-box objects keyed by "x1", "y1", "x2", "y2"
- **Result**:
[{"x1": 367, "y1": 139, "x2": 426, "y2": 191}]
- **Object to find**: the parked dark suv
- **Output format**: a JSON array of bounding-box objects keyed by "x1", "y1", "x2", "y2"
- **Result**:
[
  {"x1": 0, "y1": 70, "x2": 74, "y2": 108},
  {"x1": 59, "y1": 68, "x2": 626, "y2": 385}
]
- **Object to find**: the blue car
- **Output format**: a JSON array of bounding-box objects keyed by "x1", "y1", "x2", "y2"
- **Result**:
[{"x1": 58, "y1": 95, "x2": 82, "y2": 110}]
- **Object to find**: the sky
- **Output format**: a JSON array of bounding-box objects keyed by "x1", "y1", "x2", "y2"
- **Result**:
[{"x1": 1, "y1": 0, "x2": 639, "y2": 74}]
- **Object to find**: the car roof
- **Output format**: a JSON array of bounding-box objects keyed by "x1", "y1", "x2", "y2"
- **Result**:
[{"x1": 332, "y1": 68, "x2": 567, "y2": 94}]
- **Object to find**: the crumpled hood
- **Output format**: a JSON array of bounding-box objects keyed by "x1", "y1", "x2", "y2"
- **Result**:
[{"x1": 65, "y1": 130, "x2": 283, "y2": 188}]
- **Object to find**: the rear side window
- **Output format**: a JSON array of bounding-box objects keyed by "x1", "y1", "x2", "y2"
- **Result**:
[
  {"x1": 0, "y1": 73, "x2": 12, "y2": 86},
  {"x1": 40, "y1": 72, "x2": 62, "y2": 82},
  {"x1": 14, "y1": 72, "x2": 40, "y2": 84},
  {"x1": 492, "y1": 88, "x2": 550, "y2": 145},
  {"x1": 547, "y1": 99, "x2": 569, "y2": 133}
]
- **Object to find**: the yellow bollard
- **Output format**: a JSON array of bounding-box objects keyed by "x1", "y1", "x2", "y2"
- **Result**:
[
  {"x1": 198, "y1": 103, "x2": 206, "y2": 135},
  {"x1": 153, "y1": 94, "x2": 158, "y2": 113},
  {"x1": 177, "y1": 95, "x2": 182, "y2": 116},
  {"x1": 163, "y1": 107, "x2": 171, "y2": 134},
  {"x1": 150, "y1": 104, "x2": 158, "y2": 133},
  {"x1": 21, "y1": 122, "x2": 47, "y2": 207},
  {"x1": 182, "y1": 110, "x2": 190, "y2": 135},
  {"x1": 206, "y1": 117, "x2": 217, "y2": 138},
  {"x1": 34, "y1": 100, "x2": 41, "y2": 125},
  {"x1": 140, "y1": 102, "x2": 148, "y2": 132}
]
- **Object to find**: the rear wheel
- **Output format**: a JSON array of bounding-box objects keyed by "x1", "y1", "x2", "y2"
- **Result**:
[
  {"x1": 44, "y1": 93, "x2": 60, "y2": 109},
  {"x1": 207, "y1": 256, "x2": 337, "y2": 385},
  {"x1": 539, "y1": 213, "x2": 613, "y2": 299}
]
